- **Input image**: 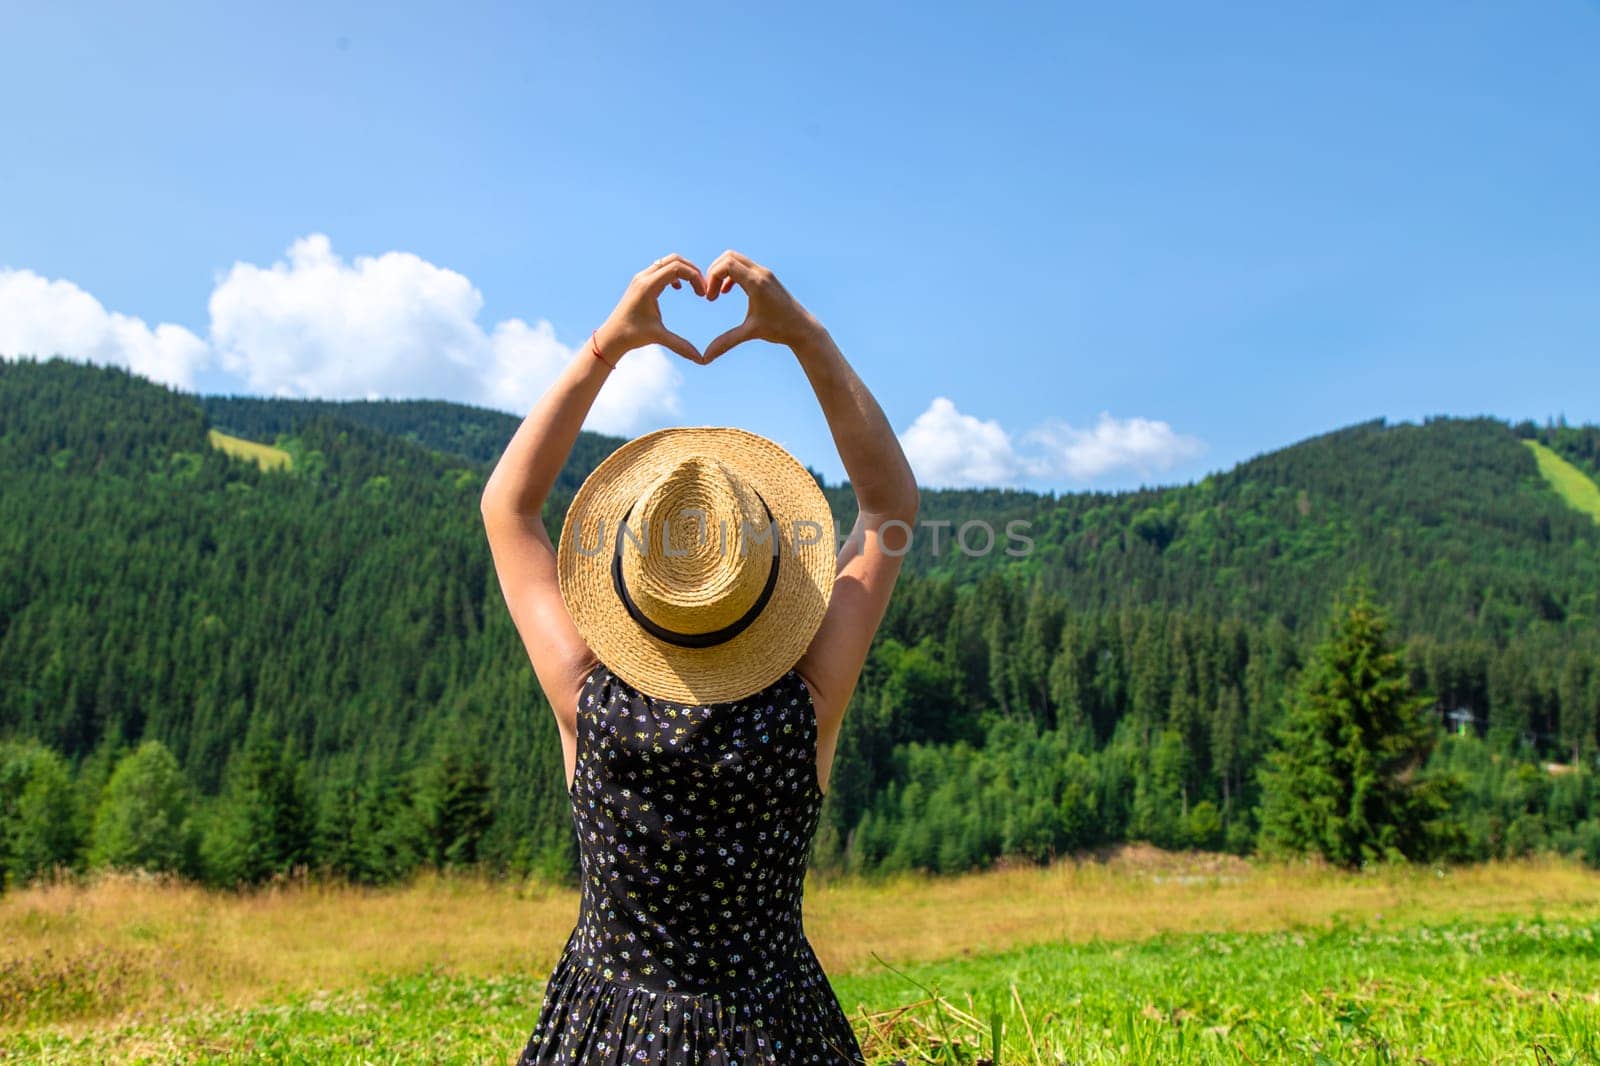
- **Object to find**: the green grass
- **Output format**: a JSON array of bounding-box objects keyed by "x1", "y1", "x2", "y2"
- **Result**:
[
  {"x1": 7, "y1": 915, "x2": 1598, "y2": 1064},
  {"x1": 842, "y1": 916, "x2": 1600, "y2": 1065},
  {"x1": 206, "y1": 428, "x2": 292, "y2": 472},
  {"x1": 1526, "y1": 439, "x2": 1600, "y2": 524}
]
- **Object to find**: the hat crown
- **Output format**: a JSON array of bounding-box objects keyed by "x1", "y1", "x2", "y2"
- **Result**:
[
  {"x1": 620, "y1": 456, "x2": 774, "y2": 637},
  {"x1": 557, "y1": 425, "x2": 836, "y2": 704}
]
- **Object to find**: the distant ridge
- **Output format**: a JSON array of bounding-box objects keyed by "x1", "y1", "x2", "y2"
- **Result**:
[{"x1": 4, "y1": 355, "x2": 1600, "y2": 882}]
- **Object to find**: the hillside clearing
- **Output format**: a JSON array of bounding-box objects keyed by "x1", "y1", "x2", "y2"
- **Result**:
[
  {"x1": 204, "y1": 428, "x2": 291, "y2": 471},
  {"x1": 1525, "y1": 438, "x2": 1600, "y2": 523}
]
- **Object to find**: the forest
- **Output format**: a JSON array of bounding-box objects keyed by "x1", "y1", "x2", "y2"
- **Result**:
[{"x1": 2, "y1": 355, "x2": 1599, "y2": 889}]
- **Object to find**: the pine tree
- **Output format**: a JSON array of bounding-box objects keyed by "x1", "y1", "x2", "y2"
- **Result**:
[
  {"x1": 417, "y1": 746, "x2": 494, "y2": 870},
  {"x1": 1557, "y1": 655, "x2": 1598, "y2": 766},
  {"x1": 1257, "y1": 584, "x2": 1446, "y2": 866},
  {"x1": 200, "y1": 737, "x2": 313, "y2": 886},
  {"x1": 1211, "y1": 685, "x2": 1244, "y2": 815}
]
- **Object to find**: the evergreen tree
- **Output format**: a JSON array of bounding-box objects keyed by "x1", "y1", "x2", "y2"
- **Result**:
[
  {"x1": 1211, "y1": 685, "x2": 1244, "y2": 815},
  {"x1": 314, "y1": 770, "x2": 426, "y2": 885},
  {"x1": 1131, "y1": 728, "x2": 1191, "y2": 848},
  {"x1": 199, "y1": 737, "x2": 313, "y2": 885},
  {"x1": 10, "y1": 360, "x2": 1600, "y2": 883},
  {"x1": 1257, "y1": 585, "x2": 1446, "y2": 866},
  {"x1": 1557, "y1": 655, "x2": 1598, "y2": 766},
  {"x1": 417, "y1": 746, "x2": 494, "y2": 869}
]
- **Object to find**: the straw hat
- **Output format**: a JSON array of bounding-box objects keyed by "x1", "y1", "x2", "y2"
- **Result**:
[{"x1": 557, "y1": 427, "x2": 837, "y2": 704}]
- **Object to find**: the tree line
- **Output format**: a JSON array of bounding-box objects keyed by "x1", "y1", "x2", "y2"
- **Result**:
[
  {"x1": 6, "y1": 578, "x2": 1597, "y2": 888},
  {"x1": 3, "y1": 356, "x2": 1599, "y2": 890}
]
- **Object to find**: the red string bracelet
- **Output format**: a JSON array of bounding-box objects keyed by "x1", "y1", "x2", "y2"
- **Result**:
[{"x1": 589, "y1": 330, "x2": 615, "y2": 370}]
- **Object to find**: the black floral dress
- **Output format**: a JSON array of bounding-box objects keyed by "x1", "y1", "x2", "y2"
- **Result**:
[{"x1": 516, "y1": 661, "x2": 867, "y2": 1065}]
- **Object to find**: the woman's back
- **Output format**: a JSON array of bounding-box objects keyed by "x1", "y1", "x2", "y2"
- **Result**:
[
  {"x1": 484, "y1": 250, "x2": 919, "y2": 1063},
  {"x1": 517, "y1": 661, "x2": 864, "y2": 1064}
]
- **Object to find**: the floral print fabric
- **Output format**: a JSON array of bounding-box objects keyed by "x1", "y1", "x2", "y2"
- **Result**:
[{"x1": 516, "y1": 662, "x2": 866, "y2": 1064}]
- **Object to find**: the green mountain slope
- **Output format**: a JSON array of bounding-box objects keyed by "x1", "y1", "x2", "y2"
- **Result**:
[
  {"x1": 199, "y1": 393, "x2": 627, "y2": 499},
  {"x1": 1007, "y1": 416, "x2": 1600, "y2": 635},
  {"x1": 3, "y1": 356, "x2": 1598, "y2": 882}
]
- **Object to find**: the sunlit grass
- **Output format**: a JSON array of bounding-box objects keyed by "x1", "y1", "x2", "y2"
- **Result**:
[
  {"x1": 844, "y1": 917, "x2": 1600, "y2": 1065},
  {"x1": 1526, "y1": 438, "x2": 1600, "y2": 523},
  {"x1": 4, "y1": 850, "x2": 1598, "y2": 1062},
  {"x1": 205, "y1": 428, "x2": 291, "y2": 472}
]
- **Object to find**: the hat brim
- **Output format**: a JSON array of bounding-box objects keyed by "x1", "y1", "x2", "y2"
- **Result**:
[{"x1": 557, "y1": 427, "x2": 836, "y2": 704}]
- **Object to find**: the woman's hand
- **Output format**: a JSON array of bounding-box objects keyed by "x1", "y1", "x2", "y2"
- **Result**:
[
  {"x1": 702, "y1": 250, "x2": 826, "y2": 362},
  {"x1": 594, "y1": 253, "x2": 707, "y2": 366}
]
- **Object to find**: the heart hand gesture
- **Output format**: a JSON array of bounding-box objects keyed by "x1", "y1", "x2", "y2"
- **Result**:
[
  {"x1": 593, "y1": 250, "x2": 823, "y2": 368},
  {"x1": 595, "y1": 254, "x2": 707, "y2": 366},
  {"x1": 702, "y1": 250, "x2": 825, "y2": 363}
]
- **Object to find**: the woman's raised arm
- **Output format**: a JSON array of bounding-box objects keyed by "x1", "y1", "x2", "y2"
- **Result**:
[
  {"x1": 480, "y1": 254, "x2": 705, "y2": 740},
  {"x1": 701, "y1": 251, "x2": 919, "y2": 782}
]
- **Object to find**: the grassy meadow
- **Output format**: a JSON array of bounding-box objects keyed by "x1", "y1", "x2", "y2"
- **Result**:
[
  {"x1": 4, "y1": 849, "x2": 1599, "y2": 1064},
  {"x1": 206, "y1": 428, "x2": 292, "y2": 472},
  {"x1": 1526, "y1": 439, "x2": 1600, "y2": 524}
]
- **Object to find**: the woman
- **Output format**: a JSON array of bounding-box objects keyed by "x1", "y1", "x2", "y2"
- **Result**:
[{"x1": 480, "y1": 250, "x2": 919, "y2": 1064}]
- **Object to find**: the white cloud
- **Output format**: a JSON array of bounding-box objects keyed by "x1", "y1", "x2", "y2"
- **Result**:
[
  {"x1": 901, "y1": 397, "x2": 1205, "y2": 488},
  {"x1": 208, "y1": 234, "x2": 486, "y2": 403},
  {"x1": 0, "y1": 234, "x2": 682, "y2": 435},
  {"x1": 899, "y1": 397, "x2": 1023, "y2": 487},
  {"x1": 207, "y1": 234, "x2": 680, "y2": 434},
  {"x1": 484, "y1": 317, "x2": 681, "y2": 436},
  {"x1": 1025, "y1": 412, "x2": 1207, "y2": 481},
  {"x1": 0, "y1": 269, "x2": 210, "y2": 389}
]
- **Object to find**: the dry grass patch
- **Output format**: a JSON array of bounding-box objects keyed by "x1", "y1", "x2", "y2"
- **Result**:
[
  {"x1": 4, "y1": 850, "x2": 1597, "y2": 1035},
  {"x1": 803, "y1": 846, "x2": 1600, "y2": 971}
]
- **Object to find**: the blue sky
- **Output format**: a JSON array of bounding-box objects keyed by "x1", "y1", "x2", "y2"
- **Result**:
[{"x1": 2, "y1": 2, "x2": 1597, "y2": 491}]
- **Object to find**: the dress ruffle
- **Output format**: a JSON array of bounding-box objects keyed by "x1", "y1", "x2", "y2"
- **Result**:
[{"x1": 518, "y1": 934, "x2": 862, "y2": 1065}]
